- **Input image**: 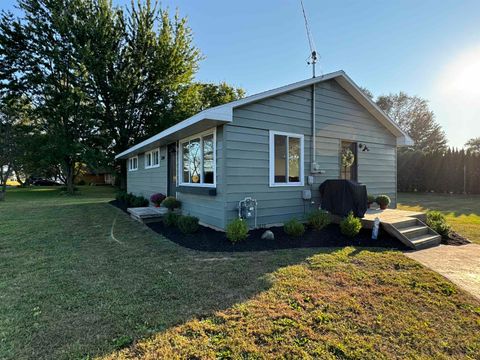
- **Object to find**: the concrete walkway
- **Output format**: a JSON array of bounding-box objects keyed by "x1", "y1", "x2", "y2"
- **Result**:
[{"x1": 405, "y1": 244, "x2": 480, "y2": 300}]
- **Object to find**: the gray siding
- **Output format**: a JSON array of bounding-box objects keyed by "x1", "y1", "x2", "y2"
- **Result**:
[
  {"x1": 177, "y1": 126, "x2": 226, "y2": 229},
  {"x1": 127, "y1": 146, "x2": 168, "y2": 201},
  {"x1": 224, "y1": 79, "x2": 398, "y2": 228}
]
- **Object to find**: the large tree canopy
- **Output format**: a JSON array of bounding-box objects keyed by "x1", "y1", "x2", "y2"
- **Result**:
[
  {"x1": 0, "y1": 0, "x2": 244, "y2": 191},
  {"x1": 376, "y1": 92, "x2": 448, "y2": 153}
]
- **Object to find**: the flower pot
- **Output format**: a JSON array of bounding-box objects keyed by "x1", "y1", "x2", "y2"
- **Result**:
[
  {"x1": 380, "y1": 204, "x2": 387, "y2": 210},
  {"x1": 155, "y1": 204, "x2": 160, "y2": 208}
]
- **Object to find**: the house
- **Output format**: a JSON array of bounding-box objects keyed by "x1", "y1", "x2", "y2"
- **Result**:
[{"x1": 115, "y1": 71, "x2": 413, "y2": 230}]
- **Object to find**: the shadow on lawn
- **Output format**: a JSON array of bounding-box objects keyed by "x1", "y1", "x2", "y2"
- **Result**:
[
  {"x1": 399, "y1": 192, "x2": 480, "y2": 217},
  {"x1": 3, "y1": 201, "x2": 347, "y2": 360}
]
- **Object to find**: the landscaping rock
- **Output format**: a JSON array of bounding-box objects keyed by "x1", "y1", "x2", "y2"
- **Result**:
[{"x1": 261, "y1": 230, "x2": 275, "y2": 240}]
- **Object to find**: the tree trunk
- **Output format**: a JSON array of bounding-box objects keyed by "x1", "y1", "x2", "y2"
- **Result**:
[
  {"x1": 64, "y1": 161, "x2": 76, "y2": 194},
  {"x1": 0, "y1": 189, "x2": 5, "y2": 201},
  {"x1": 119, "y1": 160, "x2": 127, "y2": 190}
]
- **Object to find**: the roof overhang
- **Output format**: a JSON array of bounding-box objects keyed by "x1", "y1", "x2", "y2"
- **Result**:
[
  {"x1": 116, "y1": 70, "x2": 413, "y2": 160},
  {"x1": 115, "y1": 106, "x2": 232, "y2": 159}
]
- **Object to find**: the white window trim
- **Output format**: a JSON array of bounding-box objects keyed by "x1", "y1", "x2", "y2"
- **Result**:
[
  {"x1": 128, "y1": 156, "x2": 138, "y2": 172},
  {"x1": 145, "y1": 148, "x2": 160, "y2": 169},
  {"x1": 178, "y1": 128, "x2": 216, "y2": 188},
  {"x1": 269, "y1": 130, "x2": 304, "y2": 187}
]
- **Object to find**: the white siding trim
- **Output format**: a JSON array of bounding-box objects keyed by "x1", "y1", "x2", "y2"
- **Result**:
[
  {"x1": 269, "y1": 130, "x2": 305, "y2": 187},
  {"x1": 144, "y1": 148, "x2": 160, "y2": 169},
  {"x1": 128, "y1": 156, "x2": 138, "y2": 171},
  {"x1": 178, "y1": 128, "x2": 217, "y2": 188}
]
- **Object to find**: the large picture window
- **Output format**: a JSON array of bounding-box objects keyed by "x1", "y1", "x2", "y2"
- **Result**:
[
  {"x1": 145, "y1": 148, "x2": 160, "y2": 169},
  {"x1": 269, "y1": 131, "x2": 304, "y2": 186},
  {"x1": 179, "y1": 129, "x2": 216, "y2": 187}
]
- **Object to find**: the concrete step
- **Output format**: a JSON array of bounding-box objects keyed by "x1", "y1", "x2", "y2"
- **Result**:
[
  {"x1": 410, "y1": 234, "x2": 442, "y2": 250},
  {"x1": 391, "y1": 218, "x2": 418, "y2": 229},
  {"x1": 400, "y1": 225, "x2": 430, "y2": 238}
]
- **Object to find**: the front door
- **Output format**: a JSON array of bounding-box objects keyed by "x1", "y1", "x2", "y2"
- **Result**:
[
  {"x1": 340, "y1": 141, "x2": 358, "y2": 181},
  {"x1": 167, "y1": 143, "x2": 177, "y2": 196}
]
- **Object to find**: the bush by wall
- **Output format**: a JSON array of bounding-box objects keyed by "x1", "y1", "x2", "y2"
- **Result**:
[
  {"x1": 177, "y1": 215, "x2": 199, "y2": 234},
  {"x1": 284, "y1": 219, "x2": 305, "y2": 237},
  {"x1": 307, "y1": 209, "x2": 331, "y2": 231},
  {"x1": 226, "y1": 218, "x2": 249, "y2": 243},
  {"x1": 340, "y1": 211, "x2": 362, "y2": 237}
]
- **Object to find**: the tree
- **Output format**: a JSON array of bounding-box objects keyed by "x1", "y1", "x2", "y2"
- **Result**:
[
  {"x1": 71, "y1": 0, "x2": 203, "y2": 187},
  {"x1": 0, "y1": 0, "x2": 102, "y2": 194},
  {"x1": 376, "y1": 92, "x2": 447, "y2": 153},
  {"x1": 465, "y1": 137, "x2": 480, "y2": 154},
  {"x1": 172, "y1": 82, "x2": 245, "y2": 121}
]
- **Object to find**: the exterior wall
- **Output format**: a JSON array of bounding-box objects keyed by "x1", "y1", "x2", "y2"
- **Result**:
[
  {"x1": 127, "y1": 146, "x2": 167, "y2": 200},
  {"x1": 224, "y1": 79, "x2": 398, "y2": 228},
  {"x1": 177, "y1": 126, "x2": 226, "y2": 229}
]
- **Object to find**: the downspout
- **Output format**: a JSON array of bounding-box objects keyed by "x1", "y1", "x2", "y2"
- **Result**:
[{"x1": 311, "y1": 83, "x2": 316, "y2": 172}]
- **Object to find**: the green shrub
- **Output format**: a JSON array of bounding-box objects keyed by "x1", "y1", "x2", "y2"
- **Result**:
[
  {"x1": 163, "y1": 212, "x2": 179, "y2": 227},
  {"x1": 367, "y1": 194, "x2": 375, "y2": 204},
  {"x1": 307, "y1": 209, "x2": 331, "y2": 230},
  {"x1": 162, "y1": 196, "x2": 181, "y2": 211},
  {"x1": 284, "y1": 219, "x2": 305, "y2": 237},
  {"x1": 426, "y1": 211, "x2": 451, "y2": 236},
  {"x1": 375, "y1": 195, "x2": 391, "y2": 207},
  {"x1": 130, "y1": 195, "x2": 149, "y2": 207},
  {"x1": 340, "y1": 211, "x2": 362, "y2": 237},
  {"x1": 77, "y1": 179, "x2": 86, "y2": 186},
  {"x1": 177, "y1": 215, "x2": 199, "y2": 234},
  {"x1": 116, "y1": 190, "x2": 128, "y2": 202},
  {"x1": 226, "y1": 218, "x2": 249, "y2": 243}
]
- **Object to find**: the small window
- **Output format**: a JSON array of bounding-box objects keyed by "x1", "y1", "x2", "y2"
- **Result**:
[
  {"x1": 128, "y1": 156, "x2": 138, "y2": 171},
  {"x1": 145, "y1": 148, "x2": 160, "y2": 169},
  {"x1": 179, "y1": 129, "x2": 216, "y2": 187},
  {"x1": 269, "y1": 131, "x2": 304, "y2": 186}
]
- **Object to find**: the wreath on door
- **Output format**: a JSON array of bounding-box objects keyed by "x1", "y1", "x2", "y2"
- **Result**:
[{"x1": 341, "y1": 148, "x2": 355, "y2": 178}]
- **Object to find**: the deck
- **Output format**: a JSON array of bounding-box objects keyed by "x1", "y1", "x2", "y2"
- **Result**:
[
  {"x1": 334, "y1": 208, "x2": 440, "y2": 250},
  {"x1": 361, "y1": 208, "x2": 426, "y2": 229}
]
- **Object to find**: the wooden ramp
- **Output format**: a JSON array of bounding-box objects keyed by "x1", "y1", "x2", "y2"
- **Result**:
[{"x1": 361, "y1": 209, "x2": 441, "y2": 250}]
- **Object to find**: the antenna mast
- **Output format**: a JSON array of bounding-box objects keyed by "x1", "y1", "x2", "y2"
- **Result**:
[{"x1": 300, "y1": 0, "x2": 318, "y2": 77}]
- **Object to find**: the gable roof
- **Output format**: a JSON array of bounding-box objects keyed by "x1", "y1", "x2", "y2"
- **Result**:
[{"x1": 115, "y1": 70, "x2": 413, "y2": 159}]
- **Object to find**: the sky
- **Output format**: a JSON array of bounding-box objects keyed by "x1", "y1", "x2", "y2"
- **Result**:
[{"x1": 1, "y1": 0, "x2": 479, "y2": 148}]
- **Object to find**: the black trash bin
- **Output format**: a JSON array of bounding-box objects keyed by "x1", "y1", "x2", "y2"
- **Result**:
[{"x1": 318, "y1": 179, "x2": 368, "y2": 218}]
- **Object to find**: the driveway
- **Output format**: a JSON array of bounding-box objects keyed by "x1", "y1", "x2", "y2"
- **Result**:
[{"x1": 405, "y1": 244, "x2": 480, "y2": 300}]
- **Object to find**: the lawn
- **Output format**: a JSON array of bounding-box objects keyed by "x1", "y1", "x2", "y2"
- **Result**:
[
  {"x1": 398, "y1": 192, "x2": 480, "y2": 244},
  {"x1": 1, "y1": 187, "x2": 479, "y2": 359}
]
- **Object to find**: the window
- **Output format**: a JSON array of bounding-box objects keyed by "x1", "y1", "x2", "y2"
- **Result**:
[
  {"x1": 128, "y1": 156, "x2": 138, "y2": 171},
  {"x1": 145, "y1": 148, "x2": 160, "y2": 169},
  {"x1": 179, "y1": 129, "x2": 216, "y2": 187},
  {"x1": 269, "y1": 131, "x2": 304, "y2": 186}
]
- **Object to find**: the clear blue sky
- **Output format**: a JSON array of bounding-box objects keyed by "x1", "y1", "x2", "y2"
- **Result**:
[{"x1": 2, "y1": 0, "x2": 480, "y2": 147}]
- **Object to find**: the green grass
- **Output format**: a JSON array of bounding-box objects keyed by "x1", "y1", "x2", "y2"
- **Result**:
[
  {"x1": 398, "y1": 192, "x2": 480, "y2": 244},
  {"x1": 1, "y1": 187, "x2": 479, "y2": 359}
]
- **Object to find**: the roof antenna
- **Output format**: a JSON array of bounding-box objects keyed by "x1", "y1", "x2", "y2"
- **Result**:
[{"x1": 300, "y1": 0, "x2": 318, "y2": 78}]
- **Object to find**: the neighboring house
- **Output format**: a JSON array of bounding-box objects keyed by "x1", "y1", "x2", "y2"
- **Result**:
[
  {"x1": 76, "y1": 170, "x2": 115, "y2": 185},
  {"x1": 115, "y1": 71, "x2": 413, "y2": 230}
]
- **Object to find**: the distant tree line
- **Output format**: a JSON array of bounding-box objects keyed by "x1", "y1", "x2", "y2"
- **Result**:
[
  {"x1": 0, "y1": 0, "x2": 244, "y2": 197},
  {"x1": 361, "y1": 87, "x2": 479, "y2": 194}
]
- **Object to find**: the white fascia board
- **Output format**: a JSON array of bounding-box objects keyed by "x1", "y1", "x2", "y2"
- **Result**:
[
  {"x1": 333, "y1": 73, "x2": 413, "y2": 146},
  {"x1": 115, "y1": 107, "x2": 233, "y2": 159},
  {"x1": 116, "y1": 70, "x2": 413, "y2": 159}
]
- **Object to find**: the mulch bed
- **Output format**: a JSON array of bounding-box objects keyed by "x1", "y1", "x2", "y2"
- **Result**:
[
  {"x1": 110, "y1": 200, "x2": 474, "y2": 251},
  {"x1": 145, "y1": 221, "x2": 408, "y2": 252},
  {"x1": 442, "y1": 231, "x2": 471, "y2": 246},
  {"x1": 110, "y1": 200, "x2": 405, "y2": 251}
]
